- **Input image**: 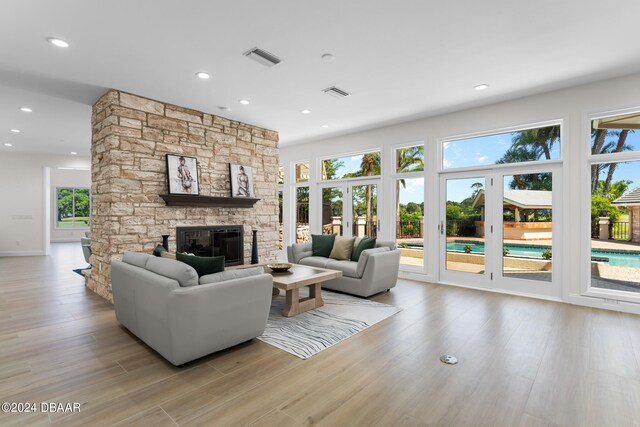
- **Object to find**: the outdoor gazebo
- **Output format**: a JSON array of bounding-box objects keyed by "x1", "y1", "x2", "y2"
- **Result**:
[{"x1": 472, "y1": 189, "x2": 553, "y2": 239}]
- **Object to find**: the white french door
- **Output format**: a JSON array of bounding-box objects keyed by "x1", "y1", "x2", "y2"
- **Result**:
[
  {"x1": 319, "y1": 179, "x2": 381, "y2": 238},
  {"x1": 439, "y1": 164, "x2": 562, "y2": 299}
]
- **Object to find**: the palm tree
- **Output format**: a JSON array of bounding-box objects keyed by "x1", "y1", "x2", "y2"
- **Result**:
[
  {"x1": 361, "y1": 153, "x2": 380, "y2": 237},
  {"x1": 395, "y1": 146, "x2": 425, "y2": 236},
  {"x1": 511, "y1": 126, "x2": 560, "y2": 161}
]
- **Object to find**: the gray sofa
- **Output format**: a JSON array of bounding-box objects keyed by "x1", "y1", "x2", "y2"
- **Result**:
[
  {"x1": 287, "y1": 240, "x2": 401, "y2": 297},
  {"x1": 111, "y1": 252, "x2": 273, "y2": 366}
]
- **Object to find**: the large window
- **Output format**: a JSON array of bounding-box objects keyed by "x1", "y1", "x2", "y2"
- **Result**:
[
  {"x1": 56, "y1": 187, "x2": 91, "y2": 228},
  {"x1": 322, "y1": 151, "x2": 381, "y2": 180},
  {"x1": 443, "y1": 124, "x2": 560, "y2": 169},
  {"x1": 394, "y1": 144, "x2": 425, "y2": 268},
  {"x1": 296, "y1": 186, "x2": 310, "y2": 243},
  {"x1": 589, "y1": 114, "x2": 640, "y2": 295}
]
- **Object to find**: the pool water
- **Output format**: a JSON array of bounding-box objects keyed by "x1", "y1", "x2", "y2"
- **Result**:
[{"x1": 445, "y1": 242, "x2": 640, "y2": 268}]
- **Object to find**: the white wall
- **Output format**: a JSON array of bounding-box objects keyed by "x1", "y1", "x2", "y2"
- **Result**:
[
  {"x1": 0, "y1": 152, "x2": 90, "y2": 255},
  {"x1": 280, "y1": 72, "x2": 640, "y2": 314},
  {"x1": 50, "y1": 168, "x2": 91, "y2": 242}
]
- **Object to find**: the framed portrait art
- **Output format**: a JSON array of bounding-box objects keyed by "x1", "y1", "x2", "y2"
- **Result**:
[
  {"x1": 229, "y1": 163, "x2": 254, "y2": 198},
  {"x1": 166, "y1": 154, "x2": 199, "y2": 195}
]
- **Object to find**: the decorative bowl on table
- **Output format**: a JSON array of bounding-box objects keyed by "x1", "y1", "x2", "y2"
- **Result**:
[{"x1": 267, "y1": 262, "x2": 292, "y2": 272}]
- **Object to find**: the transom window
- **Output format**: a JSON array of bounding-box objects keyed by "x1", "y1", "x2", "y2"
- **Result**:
[
  {"x1": 322, "y1": 151, "x2": 381, "y2": 180},
  {"x1": 443, "y1": 124, "x2": 560, "y2": 169}
]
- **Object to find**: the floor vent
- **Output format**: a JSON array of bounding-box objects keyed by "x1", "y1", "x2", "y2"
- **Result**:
[
  {"x1": 322, "y1": 86, "x2": 351, "y2": 99},
  {"x1": 243, "y1": 47, "x2": 282, "y2": 67}
]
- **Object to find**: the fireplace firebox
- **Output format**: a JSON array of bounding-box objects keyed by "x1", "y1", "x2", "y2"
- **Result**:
[{"x1": 176, "y1": 226, "x2": 243, "y2": 266}]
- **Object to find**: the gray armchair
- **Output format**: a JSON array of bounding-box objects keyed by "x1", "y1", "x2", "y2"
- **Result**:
[
  {"x1": 111, "y1": 252, "x2": 273, "y2": 366},
  {"x1": 80, "y1": 237, "x2": 91, "y2": 267}
]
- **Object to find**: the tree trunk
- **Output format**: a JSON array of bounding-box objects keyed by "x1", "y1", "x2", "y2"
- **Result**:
[{"x1": 603, "y1": 130, "x2": 629, "y2": 194}]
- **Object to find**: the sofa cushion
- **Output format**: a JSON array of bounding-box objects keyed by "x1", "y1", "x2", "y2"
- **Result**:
[
  {"x1": 352, "y1": 237, "x2": 376, "y2": 261},
  {"x1": 356, "y1": 247, "x2": 390, "y2": 277},
  {"x1": 200, "y1": 266, "x2": 264, "y2": 285},
  {"x1": 145, "y1": 256, "x2": 199, "y2": 287},
  {"x1": 123, "y1": 252, "x2": 153, "y2": 268},
  {"x1": 325, "y1": 260, "x2": 360, "y2": 278},
  {"x1": 312, "y1": 234, "x2": 336, "y2": 258},
  {"x1": 153, "y1": 244, "x2": 167, "y2": 257},
  {"x1": 299, "y1": 256, "x2": 334, "y2": 268},
  {"x1": 289, "y1": 242, "x2": 312, "y2": 264},
  {"x1": 176, "y1": 253, "x2": 225, "y2": 277},
  {"x1": 329, "y1": 236, "x2": 355, "y2": 261}
]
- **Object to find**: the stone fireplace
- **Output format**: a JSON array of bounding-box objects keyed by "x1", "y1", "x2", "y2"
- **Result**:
[{"x1": 88, "y1": 90, "x2": 279, "y2": 303}]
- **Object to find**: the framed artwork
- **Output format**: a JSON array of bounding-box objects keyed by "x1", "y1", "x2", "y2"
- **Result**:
[
  {"x1": 166, "y1": 154, "x2": 199, "y2": 195},
  {"x1": 229, "y1": 163, "x2": 254, "y2": 198}
]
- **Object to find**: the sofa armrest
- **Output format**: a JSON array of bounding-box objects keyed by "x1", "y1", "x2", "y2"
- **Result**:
[
  {"x1": 287, "y1": 242, "x2": 312, "y2": 264},
  {"x1": 166, "y1": 274, "x2": 273, "y2": 365},
  {"x1": 360, "y1": 249, "x2": 401, "y2": 291},
  {"x1": 111, "y1": 260, "x2": 180, "y2": 355}
]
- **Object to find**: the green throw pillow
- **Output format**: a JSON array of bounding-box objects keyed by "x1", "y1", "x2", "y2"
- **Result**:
[
  {"x1": 311, "y1": 234, "x2": 336, "y2": 258},
  {"x1": 351, "y1": 237, "x2": 376, "y2": 261},
  {"x1": 176, "y1": 253, "x2": 225, "y2": 277},
  {"x1": 153, "y1": 244, "x2": 167, "y2": 257}
]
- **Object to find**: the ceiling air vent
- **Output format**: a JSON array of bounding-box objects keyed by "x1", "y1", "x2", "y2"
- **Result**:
[
  {"x1": 243, "y1": 47, "x2": 282, "y2": 67},
  {"x1": 322, "y1": 86, "x2": 351, "y2": 99}
]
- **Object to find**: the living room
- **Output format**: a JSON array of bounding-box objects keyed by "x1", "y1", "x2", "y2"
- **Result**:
[{"x1": 2, "y1": 1, "x2": 640, "y2": 426}]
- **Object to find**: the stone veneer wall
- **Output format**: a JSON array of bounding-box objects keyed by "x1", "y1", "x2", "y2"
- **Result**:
[{"x1": 88, "y1": 90, "x2": 279, "y2": 302}]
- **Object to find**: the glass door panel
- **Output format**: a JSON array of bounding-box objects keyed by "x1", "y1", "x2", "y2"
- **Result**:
[
  {"x1": 444, "y1": 177, "x2": 486, "y2": 275},
  {"x1": 322, "y1": 187, "x2": 344, "y2": 236},
  {"x1": 501, "y1": 172, "x2": 553, "y2": 282},
  {"x1": 351, "y1": 183, "x2": 378, "y2": 238}
]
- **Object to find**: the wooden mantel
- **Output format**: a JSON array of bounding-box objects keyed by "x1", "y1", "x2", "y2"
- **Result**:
[{"x1": 160, "y1": 194, "x2": 260, "y2": 208}]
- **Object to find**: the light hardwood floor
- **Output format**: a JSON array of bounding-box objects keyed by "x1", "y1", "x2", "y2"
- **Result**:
[{"x1": 1, "y1": 243, "x2": 640, "y2": 426}]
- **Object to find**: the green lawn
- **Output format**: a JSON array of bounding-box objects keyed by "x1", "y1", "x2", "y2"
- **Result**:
[{"x1": 57, "y1": 217, "x2": 90, "y2": 228}]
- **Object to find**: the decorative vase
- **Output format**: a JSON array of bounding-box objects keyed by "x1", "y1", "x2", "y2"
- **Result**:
[
  {"x1": 251, "y1": 229, "x2": 259, "y2": 264},
  {"x1": 162, "y1": 235, "x2": 169, "y2": 251}
]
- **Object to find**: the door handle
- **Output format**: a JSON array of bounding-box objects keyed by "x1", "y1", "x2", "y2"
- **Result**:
[
  {"x1": 440, "y1": 221, "x2": 444, "y2": 235},
  {"x1": 377, "y1": 219, "x2": 381, "y2": 232}
]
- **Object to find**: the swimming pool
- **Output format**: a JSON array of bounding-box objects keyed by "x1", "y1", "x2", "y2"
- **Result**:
[{"x1": 444, "y1": 241, "x2": 640, "y2": 268}]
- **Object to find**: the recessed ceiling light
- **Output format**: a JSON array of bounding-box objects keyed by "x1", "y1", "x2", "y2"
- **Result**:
[
  {"x1": 321, "y1": 124, "x2": 329, "y2": 128},
  {"x1": 20, "y1": 107, "x2": 33, "y2": 113},
  {"x1": 10, "y1": 129, "x2": 20, "y2": 133},
  {"x1": 321, "y1": 53, "x2": 335, "y2": 61},
  {"x1": 238, "y1": 99, "x2": 250, "y2": 105},
  {"x1": 70, "y1": 151, "x2": 77, "y2": 155},
  {"x1": 4, "y1": 143, "x2": 13, "y2": 147},
  {"x1": 218, "y1": 106, "x2": 231, "y2": 112},
  {"x1": 474, "y1": 84, "x2": 489, "y2": 91},
  {"x1": 300, "y1": 109, "x2": 311, "y2": 114},
  {"x1": 47, "y1": 38, "x2": 69, "y2": 48},
  {"x1": 195, "y1": 72, "x2": 210, "y2": 80}
]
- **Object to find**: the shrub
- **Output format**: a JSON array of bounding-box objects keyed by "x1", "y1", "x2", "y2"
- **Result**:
[
  {"x1": 542, "y1": 249, "x2": 552, "y2": 260},
  {"x1": 463, "y1": 244, "x2": 473, "y2": 254}
]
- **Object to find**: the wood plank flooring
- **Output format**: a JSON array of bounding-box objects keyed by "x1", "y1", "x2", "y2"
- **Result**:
[{"x1": 1, "y1": 243, "x2": 640, "y2": 426}]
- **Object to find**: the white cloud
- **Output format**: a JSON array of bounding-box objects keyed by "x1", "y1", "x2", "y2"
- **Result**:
[{"x1": 478, "y1": 155, "x2": 488, "y2": 162}]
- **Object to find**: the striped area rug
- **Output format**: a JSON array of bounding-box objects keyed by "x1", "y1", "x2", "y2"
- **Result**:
[{"x1": 257, "y1": 290, "x2": 401, "y2": 359}]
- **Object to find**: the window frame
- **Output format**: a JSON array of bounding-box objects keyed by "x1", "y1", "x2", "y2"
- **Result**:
[
  {"x1": 581, "y1": 107, "x2": 640, "y2": 304},
  {"x1": 439, "y1": 119, "x2": 564, "y2": 173}
]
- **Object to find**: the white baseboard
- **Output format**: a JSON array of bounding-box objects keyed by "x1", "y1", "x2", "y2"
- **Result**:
[
  {"x1": 51, "y1": 238, "x2": 81, "y2": 243},
  {"x1": 0, "y1": 250, "x2": 46, "y2": 257}
]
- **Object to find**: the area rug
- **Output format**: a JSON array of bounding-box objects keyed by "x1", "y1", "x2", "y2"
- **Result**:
[{"x1": 257, "y1": 290, "x2": 401, "y2": 359}]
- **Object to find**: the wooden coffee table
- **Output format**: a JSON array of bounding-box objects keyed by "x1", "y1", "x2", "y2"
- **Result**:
[{"x1": 269, "y1": 264, "x2": 342, "y2": 317}]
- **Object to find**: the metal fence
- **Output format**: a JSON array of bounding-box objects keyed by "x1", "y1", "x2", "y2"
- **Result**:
[
  {"x1": 396, "y1": 220, "x2": 422, "y2": 238},
  {"x1": 591, "y1": 218, "x2": 630, "y2": 241},
  {"x1": 611, "y1": 221, "x2": 629, "y2": 241}
]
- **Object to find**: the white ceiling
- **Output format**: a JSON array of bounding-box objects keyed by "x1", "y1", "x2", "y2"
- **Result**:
[{"x1": 2, "y1": 0, "x2": 640, "y2": 157}]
